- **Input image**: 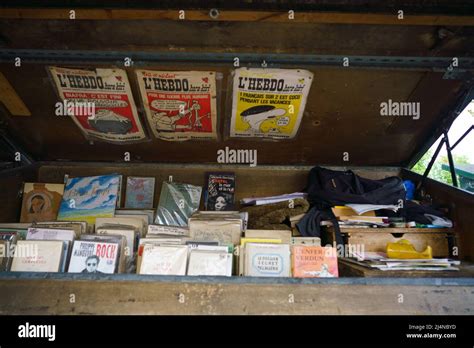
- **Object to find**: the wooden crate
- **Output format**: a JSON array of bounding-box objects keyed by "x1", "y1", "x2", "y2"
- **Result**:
[{"x1": 324, "y1": 226, "x2": 455, "y2": 257}]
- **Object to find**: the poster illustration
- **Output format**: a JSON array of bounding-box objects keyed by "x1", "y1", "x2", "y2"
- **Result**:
[
  {"x1": 49, "y1": 66, "x2": 147, "y2": 143},
  {"x1": 136, "y1": 70, "x2": 218, "y2": 141},
  {"x1": 230, "y1": 68, "x2": 313, "y2": 139}
]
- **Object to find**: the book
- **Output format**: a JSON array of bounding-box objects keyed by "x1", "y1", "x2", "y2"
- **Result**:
[
  {"x1": 147, "y1": 224, "x2": 189, "y2": 237},
  {"x1": 68, "y1": 240, "x2": 119, "y2": 274},
  {"x1": 10, "y1": 240, "x2": 65, "y2": 272},
  {"x1": 345, "y1": 204, "x2": 399, "y2": 215},
  {"x1": 187, "y1": 250, "x2": 233, "y2": 276},
  {"x1": 292, "y1": 246, "x2": 339, "y2": 278},
  {"x1": 290, "y1": 237, "x2": 321, "y2": 246},
  {"x1": 331, "y1": 206, "x2": 376, "y2": 217},
  {"x1": 136, "y1": 237, "x2": 186, "y2": 273},
  {"x1": 80, "y1": 234, "x2": 127, "y2": 273},
  {"x1": 96, "y1": 227, "x2": 137, "y2": 253},
  {"x1": 0, "y1": 231, "x2": 18, "y2": 271},
  {"x1": 245, "y1": 229, "x2": 292, "y2": 244},
  {"x1": 57, "y1": 174, "x2": 120, "y2": 226},
  {"x1": 26, "y1": 227, "x2": 76, "y2": 242},
  {"x1": 139, "y1": 244, "x2": 188, "y2": 275},
  {"x1": 244, "y1": 243, "x2": 290, "y2": 277},
  {"x1": 125, "y1": 177, "x2": 155, "y2": 209},
  {"x1": 116, "y1": 175, "x2": 123, "y2": 208},
  {"x1": 205, "y1": 172, "x2": 235, "y2": 211},
  {"x1": 189, "y1": 212, "x2": 243, "y2": 245},
  {"x1": 240, "y1": 192, "x2": 307, "y2": 206},
  {"x1": 34, "y1": 221, "x2": 87, "y2": 236},
  {"x1": 116, "y1": 209, "x2": 155, "y2": 225},
  {"x1": 95, "y1": 217, "x2": 145, "y2": 237},
  {"x1": 154, "y1": 181, "x2": 202, "y2": 227},
  {"x1": 20, "y1": 183, "x2": 64, "y2": 223}
]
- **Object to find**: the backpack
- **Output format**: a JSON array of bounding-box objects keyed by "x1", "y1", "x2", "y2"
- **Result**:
[
  {"x1": 297, "y1": 166, "x2": 407, "y2": 245},
  {"x1": 306, "y1": 166, "x2": 406, "y2": 208}
]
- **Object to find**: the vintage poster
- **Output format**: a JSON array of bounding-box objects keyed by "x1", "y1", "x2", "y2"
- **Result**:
[
  {"x1": 20, "y1": 183, "x2": 64, "y2": 223},
  {"x1": 49, "y1": 66, "x2": 147, "y2": 143},
  {"x1": 136, "y1": 70, "x2": 218, "y2": 141},
  {"x1": 230, "y1": 68, "x2": 313, "y2": 139}
]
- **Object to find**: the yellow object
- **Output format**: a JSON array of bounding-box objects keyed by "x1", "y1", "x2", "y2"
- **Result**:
[
  {"x1": 386, "y1": 239, "x2": 433, "y2": 259},
  {"x1": 240, "y1": 238, "x2": 281, "y2": 247}
]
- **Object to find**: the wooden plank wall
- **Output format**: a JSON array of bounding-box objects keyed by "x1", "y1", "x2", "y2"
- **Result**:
[
  {"x1": 0, "y1": 165, "x2": 38, "y2": 222},
  {"x1": 0, "y1": 276, "x2": 473, "y2": 315}
]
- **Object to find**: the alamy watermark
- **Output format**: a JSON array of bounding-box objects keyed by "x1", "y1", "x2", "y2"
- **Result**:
[
  {"x1": 217, "y1": 146, "x2": 257, "y2": 167},
  {"x1": 380, "y1": 99, "x2": 420, "y2": 120},
  {"x1": 55, "y1": 99, "x2": 96, "y2": 118}
]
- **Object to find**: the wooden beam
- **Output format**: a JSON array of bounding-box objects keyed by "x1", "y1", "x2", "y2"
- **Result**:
[
  {"x1": 0, "y1": 9, "x2": 474, "y2": 26},
  {"x1": 0, "y1": 72, "x2": 31, "y2": 117},
  {"x1": 0, "y1": 276, "x2": 473, "y2": 314}
]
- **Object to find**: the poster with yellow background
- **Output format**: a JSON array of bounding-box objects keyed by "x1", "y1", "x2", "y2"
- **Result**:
[{"x1": 230, "y1": 68, "x2": 313, "y2": 139}]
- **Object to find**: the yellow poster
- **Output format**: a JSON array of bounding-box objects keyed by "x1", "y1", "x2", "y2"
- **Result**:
[{"x1": 230, "y1": 68, "x2": 313, "y2": 139}]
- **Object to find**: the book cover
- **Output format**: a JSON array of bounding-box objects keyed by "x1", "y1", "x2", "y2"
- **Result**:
[
  {"x1": 20, "y1": 183, "x2": 65, "y2": 223},
  {"x1": 10, "y1": 240, "x2": 65, "y2": 272},
  {"x1": 154, "y1": 182, "x2": 202, "y2": 227},
  {"x1": 244, "y1": 243, "x2": 290, "y2": 277},
  {"x1": 292, "y1": 246, "x2": 339, "y2": 278},
  {"x1": 57, "y1": 175, "x2": 120, "y2": 225},
  {"x1": 26, "y1": 227, "x2": 76, "y2": 242},
  {"x1": 187, "y1": 250, "x2": 233, "y2": 276},
  {"x1": 139, "y1": 245, "x2": 188, "y2": 275},
  {"x1": 125, "y1": 176, "x2": 155, "y2": 209},
  {"x1": 68, "y1": 240, "x2": 119, "y2": 274},
  {"x1": 205, "y1": 173, "x2": 235, "y2": 211}
]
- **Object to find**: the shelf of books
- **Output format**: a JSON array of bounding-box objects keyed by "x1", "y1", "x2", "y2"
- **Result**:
[{"x1": 1, "y1": 163, "x2": 472, "y2": 315}]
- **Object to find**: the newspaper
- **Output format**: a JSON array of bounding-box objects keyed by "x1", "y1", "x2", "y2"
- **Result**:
[
  {"x1": 230, "y1": 68, "x2": 313, "y2": 139},
  {"x1": 49, "y1": 66, "x2": 147, "y2": 143},
  {"x1": 136, "y1": 70, "x2": 218, "y2": 141}
]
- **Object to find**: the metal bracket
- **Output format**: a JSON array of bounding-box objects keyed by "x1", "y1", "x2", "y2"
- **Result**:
[{"x1": 1, "y1": 49, "x2": 474, "y2": 71}]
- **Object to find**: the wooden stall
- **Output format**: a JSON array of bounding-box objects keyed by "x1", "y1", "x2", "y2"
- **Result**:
[{"x1": 0, "y1": 1, "x2": 473, "y2": 315}]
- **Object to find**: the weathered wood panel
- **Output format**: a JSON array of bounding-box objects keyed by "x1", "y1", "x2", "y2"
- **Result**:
[
  {"x1": 0, "y1": 275, "x2": 472, "y2": 315},
  {"x1": 0, "y1": 164, "x2": 38, "y2": 222}
]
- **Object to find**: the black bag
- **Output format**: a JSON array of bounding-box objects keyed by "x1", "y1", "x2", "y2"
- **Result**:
[
  {"x1": 306, "y1": 166, "x2": 406, "y2": 208},
  {"x1": 297, "y1": 166, "x2": 406, "y2": 245}
]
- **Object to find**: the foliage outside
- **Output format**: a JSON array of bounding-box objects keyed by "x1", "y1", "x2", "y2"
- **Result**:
[{"x1": 412, "y1": 150, "x2": 470, "y2": 185}]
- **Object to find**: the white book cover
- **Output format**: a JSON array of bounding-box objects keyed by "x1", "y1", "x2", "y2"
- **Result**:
[
  {"x1": 26, "y1": 227, "x2": 76, "y2": 242},
  {"x1": 244, "y1": 243, "x2": 290, "y2": 277},
  {"x1": 147, "y1": 224, "x2": 189, "y2": 237},
  {"x1": 187, "y1": 250, "x2": 232, "y2": 276},
  {"x1": 116, "y1": 209, "x2": 155, "y2": 225},
  {"x1": 95, "y1": 217, "x2": 145, "y2": 236},
  {"x1": 11, "y1": 240, "x2": 65, "y2": 272},
  {"x1": 68, "y1": 240, "x2": 119, "y2": 274},
  {"x1": 139, "y1": 245, "x2": 188, "y2": 275}
]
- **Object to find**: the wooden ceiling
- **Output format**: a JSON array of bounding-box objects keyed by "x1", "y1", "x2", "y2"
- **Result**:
[{"x1": 0, "y1": 3, "x2": 473, "y2": 166}]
